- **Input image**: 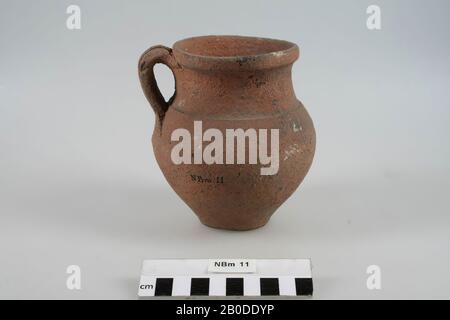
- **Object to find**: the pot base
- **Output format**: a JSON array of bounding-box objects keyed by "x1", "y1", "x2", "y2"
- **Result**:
[{"x1": 198, "y1": 216, "x2": 271, "y2": 231}]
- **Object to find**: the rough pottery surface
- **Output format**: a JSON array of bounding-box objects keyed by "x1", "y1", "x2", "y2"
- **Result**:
[{"x1": 139, "y1": 35, "x2": 316, "y2": 230}]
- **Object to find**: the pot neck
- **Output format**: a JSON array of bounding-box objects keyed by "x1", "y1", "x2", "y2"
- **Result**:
[{"x1": 173, "y1": 65, "x2": 297, "y2": 117}]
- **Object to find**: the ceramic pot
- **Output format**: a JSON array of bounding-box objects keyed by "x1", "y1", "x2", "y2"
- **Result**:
[{"x1": 139, "y1": 35, "x2": 315, "y2": 230}]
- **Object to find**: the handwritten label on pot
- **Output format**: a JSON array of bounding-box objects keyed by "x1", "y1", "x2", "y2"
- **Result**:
[{"x1": 208, "y1": 259, "x2": 256, "y2": 273}]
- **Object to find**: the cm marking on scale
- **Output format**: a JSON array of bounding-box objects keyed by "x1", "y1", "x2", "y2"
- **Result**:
[{"x1": 177, "y1": 304, "x2": 274, "y2": 317}]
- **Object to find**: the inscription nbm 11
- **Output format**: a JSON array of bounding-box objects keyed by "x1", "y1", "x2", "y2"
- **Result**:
[{"x1": 190, "y1": 175, "x2": 224, "y2": 184}]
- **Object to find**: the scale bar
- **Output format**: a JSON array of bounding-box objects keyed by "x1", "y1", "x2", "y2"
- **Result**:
[
  {"x1": 141, "y1": 276, "x2": 312, "y2": 297},
  {"x1": 139, "y1": 259, "x2": 313, "y2": 298}
]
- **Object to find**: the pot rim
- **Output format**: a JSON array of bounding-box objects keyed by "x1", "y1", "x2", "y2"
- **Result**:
[{"x1": 172, "y1": 35, "x2": 299, "y2": 71}]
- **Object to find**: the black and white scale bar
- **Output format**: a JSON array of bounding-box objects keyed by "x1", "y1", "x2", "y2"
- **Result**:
[
  {"x1": 140, "y1": 276, "x2": 313, "y2": 297},
  {"x1": 139, "y1": 259, "x2": 313, "y2": 298}
]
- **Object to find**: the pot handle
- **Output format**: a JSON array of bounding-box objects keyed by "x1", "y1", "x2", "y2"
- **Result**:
[{"x1": 138, "y1": 45, "x2": 180, "y2": 130}]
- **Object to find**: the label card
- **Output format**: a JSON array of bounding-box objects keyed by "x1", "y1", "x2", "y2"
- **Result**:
[{"x1": 208, "y1": 259, "x2": 256, "y2": 273}]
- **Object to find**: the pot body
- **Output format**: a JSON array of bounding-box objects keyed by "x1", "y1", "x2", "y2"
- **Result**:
[{"x1": 139, "y1": 36, "x2": 315, "y2": 230}]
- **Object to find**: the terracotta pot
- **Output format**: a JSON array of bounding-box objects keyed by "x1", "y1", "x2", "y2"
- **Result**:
[{"x1": 138, "y1": 35, "x2": 315, "y2": 230}]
